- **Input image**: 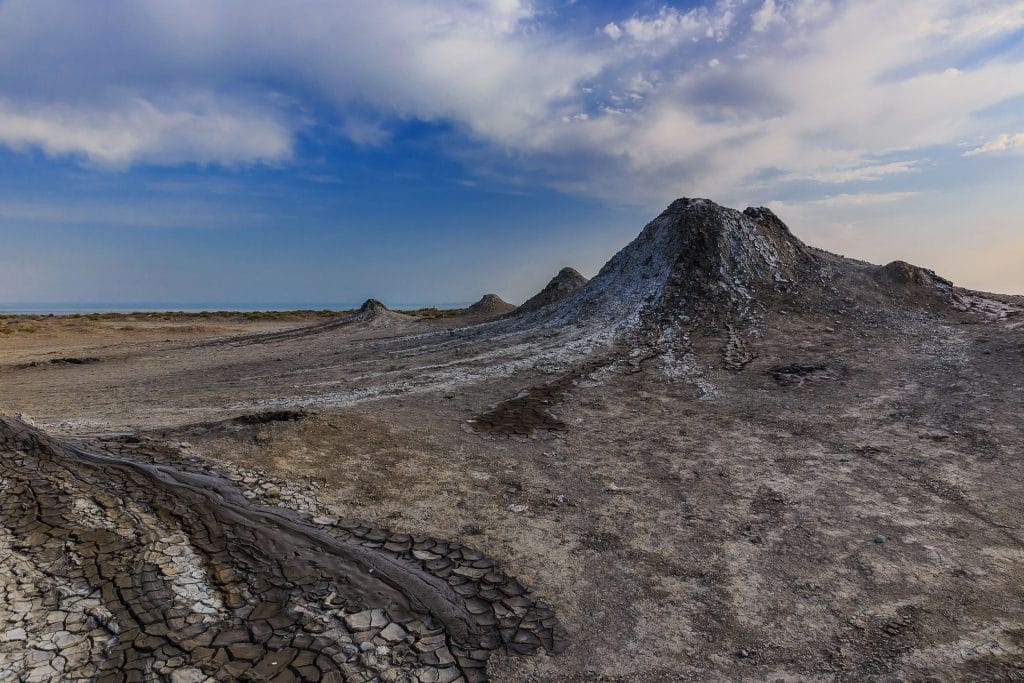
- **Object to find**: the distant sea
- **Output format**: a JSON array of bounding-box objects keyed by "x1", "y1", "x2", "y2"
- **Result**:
[{"x1": 0, "y1": 302, "x2": 471, "y2": 315}]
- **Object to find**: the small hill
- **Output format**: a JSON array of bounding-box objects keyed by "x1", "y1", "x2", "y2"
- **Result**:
[
  {"x1": 872, "y1": 260, "x2": 963, "y2": 308},
  {"x1": 516, "y1": 267, "x2": 589, "y2": 315},
  {"x1": 464, "y1": 294, "x2": 516, "y2": 319},
  {"x1": 358, "y1": 299, "x2": 389, "y2": 315}
]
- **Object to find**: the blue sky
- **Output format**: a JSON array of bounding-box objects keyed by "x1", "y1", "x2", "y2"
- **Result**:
[{"x1": 0, "y1": 0, "x2": 1022, "y2": 306}]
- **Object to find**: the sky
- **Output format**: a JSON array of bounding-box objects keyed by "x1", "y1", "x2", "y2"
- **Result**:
[{"x1": 0, "y1": 0, "x2": 1022, "y2": 307}]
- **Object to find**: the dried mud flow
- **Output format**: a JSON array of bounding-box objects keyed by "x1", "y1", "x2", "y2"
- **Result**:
[
  {"x1": 2, "y1": 198, "x2": 1024, "y2": 681},
  {"x1": 0, "y1": 416, "x2": 564, "y2": 682}
]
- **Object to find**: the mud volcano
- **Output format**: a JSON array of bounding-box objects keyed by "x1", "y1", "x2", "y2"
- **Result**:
[
  {"x1": 513, "y1": 267, "x2": 588, "y2": 316},
  {"x1": 2, "y1": 197, "x2": 1023, "y2": 680}
]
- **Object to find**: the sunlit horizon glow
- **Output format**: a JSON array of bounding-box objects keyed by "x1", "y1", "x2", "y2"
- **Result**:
[{"x1": 1, "y1": 0, "x2": 1022, "y2": 305}]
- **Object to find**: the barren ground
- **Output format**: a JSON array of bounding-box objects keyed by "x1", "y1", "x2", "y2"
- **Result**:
[
  {"x1": 2, "y1": 201, "x2": 1023, "y2": 681},
  {"x1": 2, "y1": 296, "x2": 1023, "y2": 682}
]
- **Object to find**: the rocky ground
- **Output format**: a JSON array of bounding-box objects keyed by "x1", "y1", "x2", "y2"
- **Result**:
[{"x1": 1, "y1": 199, "x2": 1023, "y2": 681}]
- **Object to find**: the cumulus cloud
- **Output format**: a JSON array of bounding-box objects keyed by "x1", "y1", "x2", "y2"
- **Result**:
[
  {"x1": 602, "y1": 22, "x2": 623, "y2": 40},
  {"x1": 614, "y1": 4, "x2": 736, "y2": 43},
  {"x1": 752, "y1": 0, "x2": 833, "y2": 31},
  {"x1": 0, "y1": 95, "x2": 292, "y2": 168},
  {"x1": 0, "y1": 0, "x2": 601, "y2": 167},
  {"x1": 537, "y1": 0, "x2": 1024, "y2": 202},
  {"x1": 0, "y1": 0, "x2": 1021, "y2": 205},
  {"x1": 751, "y1": 0, "x2": 781, "y2": 32}
]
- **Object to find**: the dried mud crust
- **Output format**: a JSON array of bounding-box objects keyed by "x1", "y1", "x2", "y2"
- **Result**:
[
  {"x1": 467, "y1": 357, "x2": 612, "y2": 438},
  {"x1": 0, "y1": 417, "x2": 566, "y2": 682}
]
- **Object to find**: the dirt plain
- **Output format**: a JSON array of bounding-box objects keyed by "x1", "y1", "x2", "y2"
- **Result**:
[{"x1": 2, "y1": 199, "x2": 1023, "y2": 681}]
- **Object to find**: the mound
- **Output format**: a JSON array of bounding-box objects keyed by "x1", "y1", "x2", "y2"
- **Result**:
[
  {"x1": 873, "y1": 260, "x2": 962, "y2": 307},
  {"x1": 526, "y1": 198, "x2": 818, "y2": 333},
  {"x1": 359, "y1": 298, "x2": 389, "y2": 315},
  {"x1": 516, "y1": 267, "x2": 589, "y2": 314},
  {"x1": 464, "y1": 293, "x2": 516, "y2": 318}
]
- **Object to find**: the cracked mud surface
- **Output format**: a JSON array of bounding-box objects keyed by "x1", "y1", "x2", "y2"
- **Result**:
[
  {"x1": 0, "y1": 417, "x2": 564, "y2": 682},
  {"x1": 2, "y1": 201, "x2": 1024, "y2": 680}
]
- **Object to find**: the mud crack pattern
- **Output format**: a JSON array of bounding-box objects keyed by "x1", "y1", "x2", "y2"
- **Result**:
[{"x1": 0, "y1": 417, "x2": 566, "y2": 682}]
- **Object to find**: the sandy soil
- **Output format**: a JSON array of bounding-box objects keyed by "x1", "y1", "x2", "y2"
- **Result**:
[{"x1": 0, "y1": 312, "x2": 322, "y2": 365}]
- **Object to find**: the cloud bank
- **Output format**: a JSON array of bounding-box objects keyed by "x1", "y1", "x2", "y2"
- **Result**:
[{"x1": 0, "y1": 0, "x2": 1022, "y2": 204}]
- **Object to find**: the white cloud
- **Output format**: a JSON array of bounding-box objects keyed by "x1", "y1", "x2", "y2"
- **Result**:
[
  {"x1": 621, "y1": 7, "x2": 708, "y2": 42},
  {"x1": 340, "y1": 118, "x2": 391, "y2": 147},
  {"x1": 603, "y1": 22, "x2": 623, "y2": 40},
  {"x1": 811, "y1": 191, "x2": 920, "y2": 206},
  {"x1": 0, "y1": 0, "x2": 1021, "y2": 205},
  {"x1": 785, "y1": 161, "x2": 920, "y2": 184},
  {"x1": 0, "y1": 0, "x2": 602, "y2": 166},
  {"x1": 751, "y1": 0, "x2": 781, "y2": 31},
  {"x1": 753, "y1": 0, "x2": 833, "y2": 32},
  {"x1": 533, "y1": 0, "x2": 1024, "y2": 202},
  {"x1": 0, "y1": 95, "x2": 292, "y2": 168},
  {"x1": 963, "y1": 133, "x2": 1024, "y2": 157}
]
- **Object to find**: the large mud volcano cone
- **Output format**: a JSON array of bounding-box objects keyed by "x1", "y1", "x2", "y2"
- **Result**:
[{"x1": 543, "y1": 198, "x2": 818, "y2": 331}]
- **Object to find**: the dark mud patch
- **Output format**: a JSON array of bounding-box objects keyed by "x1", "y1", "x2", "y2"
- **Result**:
[
  {"x1": 468, "y1": 385, "x2": 568, "y2": 437},
  {"x1": 0, "y1": 416, "x2": 566, "y2": 681},
  {"x1": 769, "y1": 363, "x2": 836, "y2": 387},
  {"x1": 22, "y1": 356, "x2": 100, "y2": 368},
  {"x1": 468, "y1": 357, "x2": 610, "y2": 438},
  {"x1": 155, "y1": 410, "x2": 311, "y2": 440},
  {"x1": 232, "y1": 409, "x2": 308, "y2": 425}
]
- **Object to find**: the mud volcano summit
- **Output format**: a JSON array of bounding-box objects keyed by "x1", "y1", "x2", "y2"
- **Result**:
[{"x1": 2, "y1": 199, "x2": 1023, "y2": 681}]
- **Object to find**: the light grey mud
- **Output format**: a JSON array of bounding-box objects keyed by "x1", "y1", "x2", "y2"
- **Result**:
[{"x1": 0, "y1": 416, "x2": 565, "y2": 682}]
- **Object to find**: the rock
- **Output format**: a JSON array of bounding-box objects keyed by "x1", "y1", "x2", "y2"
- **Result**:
[{"x1": 506, "y1": 503, "x2": 528, "y2": 513}]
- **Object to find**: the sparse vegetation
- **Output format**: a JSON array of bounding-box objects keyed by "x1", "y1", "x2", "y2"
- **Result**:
[
  {"x1": 396, "y1": 307, "x2": 464, "y2": 318},
  {"x1": 243, "y1": 309, "x2": 341, "y2": 320}
]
